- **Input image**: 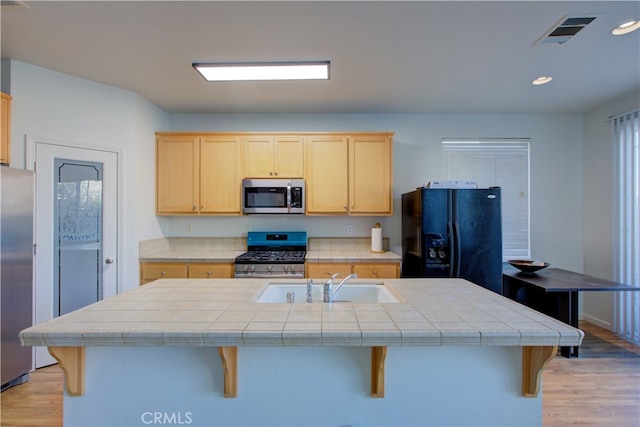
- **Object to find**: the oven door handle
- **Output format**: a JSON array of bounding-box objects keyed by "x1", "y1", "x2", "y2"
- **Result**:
[
  {"x1": 287, "y1": 184, "x2": 292, "y2": 212},
  {"x1": 235, "y1": 273, "x2": 304, "y2": 279}
]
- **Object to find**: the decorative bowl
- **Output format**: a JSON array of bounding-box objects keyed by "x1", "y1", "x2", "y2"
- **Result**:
[{"x1": 508, "y1": 259, "x2": 550, "y2": 274}]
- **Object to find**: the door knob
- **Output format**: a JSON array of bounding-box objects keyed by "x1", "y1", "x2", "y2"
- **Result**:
[{"x1": 105, "y1": 258, "x2": 114, "y2": 264}]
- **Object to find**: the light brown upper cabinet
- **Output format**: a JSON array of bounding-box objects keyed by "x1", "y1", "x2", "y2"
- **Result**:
[
  {"x1": 156, "y1": 134, "x2": 199, "y2": 214},
  {"x1": 1, "y1": 92, "x2": 12, "y2": 165},
  {"x1": 156, "y1": 131, "x2": 392, "y2": 216},
  {"x1": 304, "y1": 134, "x2": 349, "y2": 214},
  {"x1": 348, "y1": 134, "x2": 393, "y2": 215},
  {"x1": 244, "y1": 135, "x2": 304, "y2": 178},
  {"x1": 305, "y1": 133, "x2": 393, "y2": 216},
  {"x1": 200, "y1": 134, "x2": 243, "y2": 214},
  {"x1": 156, "y1": 133, "x2": 243, "y2": 215}
]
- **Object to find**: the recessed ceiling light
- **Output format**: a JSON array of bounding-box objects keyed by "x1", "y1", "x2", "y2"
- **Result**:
[
  {"x1": 611, "y1": 20, "x2": 640, "y2": 36},
  {"x1": 193, "y1": 62, "x2": 330, "y2": 82},
  {"x1": 532, "y1": 76, "x2": 553, "y2": 86}
]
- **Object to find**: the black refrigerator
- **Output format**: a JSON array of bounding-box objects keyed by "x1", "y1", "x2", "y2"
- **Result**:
[{"x1": 401, "y1": 187, "x2": 503, "y2": 294}]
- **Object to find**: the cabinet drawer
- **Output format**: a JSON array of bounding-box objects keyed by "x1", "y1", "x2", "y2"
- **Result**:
[
  {"x1": 353, "y1": 263, "x2": 399, "y2": 279},
  {"x1": 140, "y1": 263, "x2": 188, "y2": 285},
  {"x1": 305, "y1": 263, "x2": 352, "y2": 279},
  {"x1": 188, "y1": 263, "x2": 234, "y2": 278}
]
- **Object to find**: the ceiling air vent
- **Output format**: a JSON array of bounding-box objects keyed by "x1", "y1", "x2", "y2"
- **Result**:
[{"x1": 535, "y1": 15, "x2": 597, "y2": 45}]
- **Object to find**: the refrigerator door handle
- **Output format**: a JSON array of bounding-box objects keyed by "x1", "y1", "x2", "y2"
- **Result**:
[
  {"x1": 447, "y1": 221, "x2": 455, "y2": 277},
  {"x1": 453, "y1": 221, "x2": 462, "y2": 277}
]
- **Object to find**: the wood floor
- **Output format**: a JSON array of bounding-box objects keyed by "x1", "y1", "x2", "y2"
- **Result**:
[
  {"x1": 542, "y1": 322, "x2": 640, "y2": 426},
  {"x1": 1, "y1": 321, "x2": 638, "y2": 427}
]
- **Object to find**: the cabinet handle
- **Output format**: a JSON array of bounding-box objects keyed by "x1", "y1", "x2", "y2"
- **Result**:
[
  {"x1": 192, "y1": 206, "x2": 196, "y2": 211},
  {"x1": 269, "y1": 171, "x2": 273, "y2": 176},
  {"x1": 373, "y1": 271, "x2": 379, "y2": 277},
  {"x1": 207, "y1": 271, "x2": 211, "y2": 277},
  {"x1": 161, "y1": 271, "x2": 166, "y2": 277},
  {"x1": 274, "y1": 171, "x2": 278, "y2": 176},
  {"x1": 344, "y1": 206, "x2": 348, "y2": 211}
]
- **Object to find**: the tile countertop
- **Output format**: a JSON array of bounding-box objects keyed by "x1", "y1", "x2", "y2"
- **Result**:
[{"x1": 21, "y1": 278, "x2": 583, "y2": 348}]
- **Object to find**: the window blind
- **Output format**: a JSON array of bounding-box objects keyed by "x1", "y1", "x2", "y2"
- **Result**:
[{"x1": 442, "y1": 139, "x2": 530, "y2": 260}]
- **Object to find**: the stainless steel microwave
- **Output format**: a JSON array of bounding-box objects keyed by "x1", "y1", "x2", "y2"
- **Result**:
[{"x1": 242, "y1": 179, "x2": 305, "y2": 214}]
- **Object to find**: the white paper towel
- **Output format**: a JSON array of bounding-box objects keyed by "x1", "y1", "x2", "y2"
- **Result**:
[{"x1": 371, "y1": 224, "x2": 384, "y2": 253}]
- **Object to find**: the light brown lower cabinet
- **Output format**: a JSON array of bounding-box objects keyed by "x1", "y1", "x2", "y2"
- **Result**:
[
  {"x1": 305, "y1": 262, "x2": 399, "y2": 279},
  {"x1": 188, "y1": 263, "x2": 234, "y2": 279},
  {"x1": 139, "y1": 262, "x2": 234, "y2": 285}
]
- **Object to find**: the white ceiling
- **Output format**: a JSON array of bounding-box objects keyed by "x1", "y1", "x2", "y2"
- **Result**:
[{"x1": 1, "y1": 1, "x2": 639, "y2": 114}]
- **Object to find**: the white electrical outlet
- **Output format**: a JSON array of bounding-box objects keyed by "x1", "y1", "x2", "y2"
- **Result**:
[
  {"x1": 347, "y1": 224, "x2": 353, "y2": 235},
  {"x1": 186, "y1": 224, "x2": 193, "y2": 234}
]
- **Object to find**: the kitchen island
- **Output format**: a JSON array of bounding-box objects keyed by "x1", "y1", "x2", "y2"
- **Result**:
[{"x1": 21, "y1": 278, "x2": 583, "y2": 426}]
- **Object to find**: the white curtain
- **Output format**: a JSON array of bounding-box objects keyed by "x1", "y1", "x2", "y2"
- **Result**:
[{"x1": 613, "y1": 110, "x2": 640, "y2": 343}]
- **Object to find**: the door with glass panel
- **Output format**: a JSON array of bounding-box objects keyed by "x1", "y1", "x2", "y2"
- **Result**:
[
  {"x1": 29, "y1": 141, "x2": 118, "y2": 367},
  {"x1": 54, "y1": 158, "x2": 106, "y2": 315}
]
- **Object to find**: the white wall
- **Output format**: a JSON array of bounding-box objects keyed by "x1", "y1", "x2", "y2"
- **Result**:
[
  {"x1": 9, "y1": 60, "x2": 586, "y2": 294},
  {"x1": 9, "y1": 60, "x2": 169, "y2": 292},
  {"x1": 582, "y1": 90, "x2": 640, "y2": 328},
  {"x1": 169, "y1": 113, "x2": 585, "y2": 271}
]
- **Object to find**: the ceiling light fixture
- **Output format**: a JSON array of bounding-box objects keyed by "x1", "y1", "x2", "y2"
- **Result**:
[
  {"x1": 611, "y1": 20, "x2": 640, "y2": 35},
  {"x1": 193, "y1": 61, "x2": 330, "y2": 82},
  {"x1": 532, "y1": 76, "x2": 553, "y2": 86}
]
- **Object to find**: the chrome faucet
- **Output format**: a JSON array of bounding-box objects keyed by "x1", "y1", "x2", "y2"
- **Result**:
[
  {"x1": 306, "y1": 278, "x2": 313, "y2": 303},
  {"x1": 323, "y1": 273, "x2": 357, "y2": 303}
]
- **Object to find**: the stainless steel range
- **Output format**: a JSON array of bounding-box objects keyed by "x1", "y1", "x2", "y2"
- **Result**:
[{"x1": 234, "y1": 231, "x2": 306, "y2": 278}]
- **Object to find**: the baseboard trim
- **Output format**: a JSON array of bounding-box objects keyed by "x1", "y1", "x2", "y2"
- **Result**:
[{"x1": 582, "y1": 314, "x2": 611, "y2": 330}]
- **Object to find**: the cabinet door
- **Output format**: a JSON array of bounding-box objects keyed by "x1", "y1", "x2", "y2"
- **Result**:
[
  {"x1": 1, "y1": 92, "x2": 12, "y2": 165},
  {"x1": 274, "y1": 136, "x2": 304, "y2": 178},
  {"x1": 305, "y1": 263, "x2": 352, "y2": 279},
  {"x1": 304, "y1": 135, "x2": 348, "y2": 214},
  {"x1": 156, "y1": 135, "x2": 199, "y2": 214},
  {"x1": 353, "y1": 263, "x2": 399, "y2": 279},
  {"x1": 349, "y1": 134, "x2": 393, "y2": 215},
  {"x1": 244, "y1": 135, "x2": 274, "y2": 178},
  {"x1": 200, "y1": 135, "x2": 243, "y2": 214},
  {"x1": 188, "y1": 263, "x2": 234, "y2": 278},
  {"x1": 140, "y1": 263, "x2": 188, "y2": 285}
]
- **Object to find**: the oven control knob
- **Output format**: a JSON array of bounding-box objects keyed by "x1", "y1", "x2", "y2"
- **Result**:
[
  {"x1": 250, "y1": 265, "x2": 256, "y2": 273},
  {"x1": 267, "y1": 265, "x2": 273, "y2": 273},
  {"x1": 243, "y1": 265, "x2": 250, "y2": 273}
]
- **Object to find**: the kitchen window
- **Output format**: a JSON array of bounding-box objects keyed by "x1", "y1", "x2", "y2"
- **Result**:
[{"x1": 442, "y1": 139, "x2": 530, "y2": 260}]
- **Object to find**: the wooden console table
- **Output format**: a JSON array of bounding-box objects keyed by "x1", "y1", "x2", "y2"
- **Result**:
[{"x1": 502, "y1": 265, "x2": 640, "y2": 357}]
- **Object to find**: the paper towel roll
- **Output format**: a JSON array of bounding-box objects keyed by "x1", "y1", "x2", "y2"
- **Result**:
[{"x1": 371, "y1": 223, "x2": 384, "y2": 253}]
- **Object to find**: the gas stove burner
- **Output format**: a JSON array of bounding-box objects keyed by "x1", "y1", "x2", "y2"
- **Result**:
[{"x1": 234, "y1": 231, "x2": 307, "y2": 278}]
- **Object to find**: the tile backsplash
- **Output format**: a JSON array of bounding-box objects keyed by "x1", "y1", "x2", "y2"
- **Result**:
[
  {"x1": 139, "y1": 236, "x2": 390, "y2": 257},
  {"x1": 308, "y1": 237, "x2": 390, "y2": 252}
]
